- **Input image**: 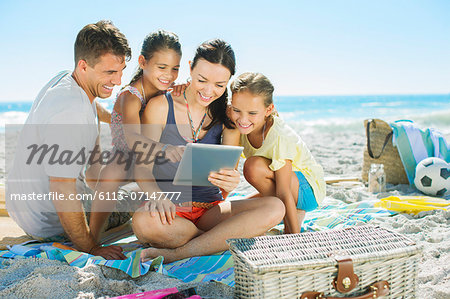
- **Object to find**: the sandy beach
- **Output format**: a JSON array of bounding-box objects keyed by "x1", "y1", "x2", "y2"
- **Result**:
[
  {"x1": 0, "y1": 125, "x2": 449, "y2": 298},
  {"x1": 1, "y1": 0, "x2": 449, "y2": 297}
]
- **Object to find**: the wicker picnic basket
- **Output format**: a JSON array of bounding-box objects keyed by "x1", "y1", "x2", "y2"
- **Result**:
[{"x1": 227, "y1": 226, "x2": 422, "y2": 298}]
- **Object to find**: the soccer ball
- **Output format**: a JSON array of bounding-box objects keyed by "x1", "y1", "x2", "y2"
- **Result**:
[{"x1": 414, "y1": 157, "x2": 450, "y2": 197}]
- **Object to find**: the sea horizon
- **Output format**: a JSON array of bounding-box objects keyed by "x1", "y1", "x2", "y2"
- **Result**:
[{"x1": 1, "y1": 94, "x2": 450, "y2": 134}]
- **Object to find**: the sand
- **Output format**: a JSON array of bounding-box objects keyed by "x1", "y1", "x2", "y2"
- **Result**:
[
  {"x1": 0, "y1": 127, "x2": 449, "y2": 298},
  {"x1": 0, "y1": 216, "x2": 25, "y2": 240},
  {"x1": 0, "y1": 258, "x2": 234, "y2": 298}
]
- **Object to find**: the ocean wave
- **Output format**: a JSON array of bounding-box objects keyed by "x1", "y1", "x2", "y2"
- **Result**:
[
  {"x1": 1, "y1": 107, "x2": 449, "y2": 136},
  {"x1": 0, "y1": 111, "x2": 29, "y2": 126},
  {"x1": 284, "y1": 108, "x2": 450, "y2": 135},
  {"x1": 364, "y1": 101, "x2": 407, "y2": 107},
  {"x1": 412, "y1": 110, "x2": 450, "y2": 133},
  {"x1": 287, "y1": 118, "x2": 364, "y2": 134}
]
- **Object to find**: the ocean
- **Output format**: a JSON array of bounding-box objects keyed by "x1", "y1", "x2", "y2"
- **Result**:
[{"x1": 1, "y1": 94, "x2": 450, "y2": 134}]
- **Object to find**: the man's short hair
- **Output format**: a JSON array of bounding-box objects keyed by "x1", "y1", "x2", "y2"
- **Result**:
[{"x1": 74, "y1": 20, "x2": 132, "y2": 66}]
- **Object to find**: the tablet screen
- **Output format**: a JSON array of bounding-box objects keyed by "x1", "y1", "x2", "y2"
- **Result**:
[{"x1": 173, "y1": 143, "x2": 243, "y2": 186}]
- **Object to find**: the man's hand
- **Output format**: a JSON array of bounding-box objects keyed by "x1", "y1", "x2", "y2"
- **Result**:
[
  {"x1": 50, "y1": 177, "x2": 127, "y2": 258},
  {"x1": 90, "y1": 244, "x2": 127, "y2": 260}
]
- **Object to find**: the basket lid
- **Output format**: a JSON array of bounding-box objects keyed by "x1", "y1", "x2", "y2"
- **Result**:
[{"x1": 227, "y1": 225, "x2": 422, "y2": 274}]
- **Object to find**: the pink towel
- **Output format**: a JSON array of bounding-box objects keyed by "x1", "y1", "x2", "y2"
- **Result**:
[{"x1": 110, "y1": 287, "x2": 201, "y2": 299}]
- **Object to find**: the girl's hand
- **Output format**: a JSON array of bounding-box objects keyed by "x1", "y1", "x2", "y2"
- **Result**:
[
  {"x1": 169, "y1": 81, "x2": 190, "y2": 97},
  {"x1": 164, "y1": 145, "x2": 185, "y2": 163},
  {"x1": 145, "y1": 198, "x2": 177, "y2": 225},
  {"x1": 208, "y1": 168, "x2": 240, "y2": 193}
]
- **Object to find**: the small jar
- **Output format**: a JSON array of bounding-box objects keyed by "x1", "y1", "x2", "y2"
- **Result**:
[{"x1": 368, "y1": 163, "x2": 386, "y2": 193}]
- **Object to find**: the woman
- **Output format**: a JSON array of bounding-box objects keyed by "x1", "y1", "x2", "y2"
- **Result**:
[{"x1": 132, "y1": 39, "x2": 285, "y2": 263}]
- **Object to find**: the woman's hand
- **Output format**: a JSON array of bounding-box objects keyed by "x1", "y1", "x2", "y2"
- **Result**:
[
  {"x1": 208, "y1": 168, "x2": 240, "y2": 193},
  {"x1": 145, "y1": 198, "x2": 177, "y2": 225},
  {"x1": 164, "y1": 145, "x2": 185, "y2": 163}
]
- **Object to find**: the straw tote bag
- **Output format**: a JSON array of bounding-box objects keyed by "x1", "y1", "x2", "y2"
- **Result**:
[{"x1": 362, "y1": 119, "x2": 409, "y2": 185}]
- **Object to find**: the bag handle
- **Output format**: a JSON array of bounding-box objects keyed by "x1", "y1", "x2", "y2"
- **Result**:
[
  {"x1": 366, "y1": 119, "x2": 393, "y2": 159},
  {"x1": 301, "y1": 281, "x2": 390, "y2": 299}
]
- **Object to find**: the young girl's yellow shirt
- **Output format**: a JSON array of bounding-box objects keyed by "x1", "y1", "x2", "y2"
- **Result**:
[{"x1": 240, "y1": 116, "x2": 326, "y2": 204}]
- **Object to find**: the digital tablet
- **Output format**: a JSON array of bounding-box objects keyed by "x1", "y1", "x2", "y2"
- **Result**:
[{"x1": 173, "y1": 143, "x2": 244, "y2": 186}]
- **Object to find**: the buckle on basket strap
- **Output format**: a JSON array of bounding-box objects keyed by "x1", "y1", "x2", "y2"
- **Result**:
[
  {"x1": 301, "y1": 281, "x2": 389, "y2": 299},
  {"x1": 332, "y1": 255, "x2": 360, "y2": 293}
]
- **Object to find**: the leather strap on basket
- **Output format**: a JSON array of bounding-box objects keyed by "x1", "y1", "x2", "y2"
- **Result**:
[
  {"x1": 301, "y1": 281, "x2": 390, "y2": 299},
  {"x1": 366, "y1": 119, "x2": 393, "y2": 159},
  {"x1": 332, "y1": 255, "x2": 359, "y2": 293}
]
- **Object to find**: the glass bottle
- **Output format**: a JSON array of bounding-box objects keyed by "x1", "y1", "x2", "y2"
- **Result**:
[{"x1": 368, "y1": 163, "x2": 386, "y2": 193}]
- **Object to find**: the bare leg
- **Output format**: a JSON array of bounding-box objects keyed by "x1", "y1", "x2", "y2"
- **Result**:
[
  {"x1": 85, "y1": 136, "x2": 103, "y2": 190},
  {"x1": 297, "y1": 210, "x2": 306, "y2": 230},
  {"x1": 243, "y1": 157, "x2": 277, "y2": 196},
  {"x1": 244, "y1": 156, "x2": 305, "y2": 232},
  {"x1": 243, "y1": 156, "x2": 299, "y2": 198},
  {"x1": 85, "y1": 164, "x2": 103, "y2": 191},
  {"x1": 132, "y1": 206, "x2": 203, "y2": 249},
  {"x1": 138, "y1": 196, "x2": 285, "y2": 263},
  {"x1": 90, "y1": 160, "x2": 130, "y2": 242}
]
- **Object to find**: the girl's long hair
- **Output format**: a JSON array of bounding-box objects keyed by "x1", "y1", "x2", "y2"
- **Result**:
[{"x1": 129, "y1": 30, "x2": 182, "y2": 86}]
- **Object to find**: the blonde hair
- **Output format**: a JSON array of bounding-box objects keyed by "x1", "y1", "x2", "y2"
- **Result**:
[{"x1": 230, "y1": 72, "x2": 274, "y2": 108}]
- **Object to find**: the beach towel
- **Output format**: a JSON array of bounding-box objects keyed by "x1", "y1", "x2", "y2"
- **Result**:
[
  {"x1": 0, "y1": 219, "x2": 236, "y2": 284},
  {"x1": 227, "y1": 193, "x2": 396, "y2": 233},
  {"x1": 0, "y1": 239, "x2": 236, "y2": 285},
  {"x1": 0, "y1": 195, "x2": 396, "y2": 287},
  {"x1": 0, "y1": 235, "x2": 34, "y2": 251},
  {"x1": 374, "y1": 195, "x2": 450, "y2": 214},
  {"x1": 300, "y1": 197, "x2": 396, "y2": 232},
  {"x1": 390, "y1": 120, "x2": 450, "y2": 185}
]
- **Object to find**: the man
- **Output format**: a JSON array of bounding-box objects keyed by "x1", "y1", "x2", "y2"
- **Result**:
[{"x1": 6, "y1": 20, "x2": 131, "y2": 259}]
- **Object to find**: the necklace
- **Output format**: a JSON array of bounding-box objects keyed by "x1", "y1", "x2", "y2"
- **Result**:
[
  {"x1": 183, "y1": 90, "x2": 208, "y2": 143},
  {"x1": 141, "y1": 77, "x2": 146, "y2": 101}
]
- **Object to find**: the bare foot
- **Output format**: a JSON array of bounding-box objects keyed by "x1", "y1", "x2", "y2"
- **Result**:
[{"x1": 140, "y1": 247, "x2": 178, "y2": 264}]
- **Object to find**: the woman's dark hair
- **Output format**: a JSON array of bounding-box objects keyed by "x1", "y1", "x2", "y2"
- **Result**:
[
  {"x1": 129, "y1": 30, "x2": 182, "y2": 85},
  {"x1": 191, "y1": 39, "x2": 236, "y2": 130}
]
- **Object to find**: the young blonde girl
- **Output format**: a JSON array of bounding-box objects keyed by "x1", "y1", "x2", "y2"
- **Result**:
[
  {"x1": 229, "y1": 72, "x2": 326, "y2": 234},
  {"x1": 89, "y1": 30, "x2": 185, "y2": 245}
]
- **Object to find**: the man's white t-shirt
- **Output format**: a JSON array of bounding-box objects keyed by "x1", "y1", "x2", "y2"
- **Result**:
[{"x1": 6, "y1": 71, "x2": 98, "y2": 238}]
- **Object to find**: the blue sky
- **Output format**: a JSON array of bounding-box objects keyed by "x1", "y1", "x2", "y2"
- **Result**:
[{"x1": 0, "y1": 0, "x2": 449, "y2": 101}]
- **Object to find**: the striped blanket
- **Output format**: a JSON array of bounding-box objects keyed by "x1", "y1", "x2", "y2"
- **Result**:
[
  {"x1": 0, "y1": 196, "x2": 395, "y2": 286},
  {"x1": 302, "y1": 198, "x2": 395, "y2": 232},
  {"x1": 390, "y1": 120, "x2": 450, "y2": 185}
]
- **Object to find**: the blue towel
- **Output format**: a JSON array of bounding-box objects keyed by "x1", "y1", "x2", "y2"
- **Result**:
[{"x1": 390, "y1": 120, "x2": 450, "y2": 185}]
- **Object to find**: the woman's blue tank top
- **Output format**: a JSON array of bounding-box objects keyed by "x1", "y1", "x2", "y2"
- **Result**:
[{"x1": 152, "y1": 92, "x2": 224, "y2": 203}]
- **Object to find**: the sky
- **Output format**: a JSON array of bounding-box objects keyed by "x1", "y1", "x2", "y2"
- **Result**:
[{"x1": 0, "y1": 0, "x2": 449, "y2": 102}]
